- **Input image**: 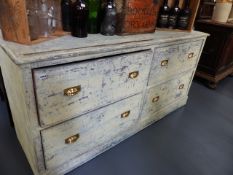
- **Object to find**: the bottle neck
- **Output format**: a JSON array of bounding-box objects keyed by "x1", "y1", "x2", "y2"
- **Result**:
[
  {"x1": 164, "y1": 0, "x2": 168, "y2": 5},
  {"x1": 107, "y1": 0, "x2": 114, "y2": 4},
  {"x1": 174, "y1": 0, "x2": 179, "y2": 6},
  {"x1": 77, "y1": 0, "x2": 85, "y2": 3},
  {"x1": 184, "y1": 0, "x2": 190, "y2": 8},
  {"x1": 107, "y1": 0, "x2": 114, "y2": 8},
  {"x1": 41, "y1": 1, "x2": 48, "y2": 12},
  {"x1": 76, "y1": 0, "x2": 87, "y2": 6}
]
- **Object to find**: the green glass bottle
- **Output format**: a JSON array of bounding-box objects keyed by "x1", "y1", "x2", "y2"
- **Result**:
[{"x1": 87, "y1": 0, "x2": 101, "y2": 33}]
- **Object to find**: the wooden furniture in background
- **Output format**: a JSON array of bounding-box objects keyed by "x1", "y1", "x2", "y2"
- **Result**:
[
  {"x1": 0, "y1": 31, "x2": 207, "y2": 175},
  {"x1": 197, "y1": 0, "x2": 215, "y2": 19},
  {"x1": 195, "y1": 19, "x2": 233, "y2": 88}
]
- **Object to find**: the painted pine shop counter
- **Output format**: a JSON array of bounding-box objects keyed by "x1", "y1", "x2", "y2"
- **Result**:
[{"x1": 0, "y1": 31, "x2": 208, "y2": 175}]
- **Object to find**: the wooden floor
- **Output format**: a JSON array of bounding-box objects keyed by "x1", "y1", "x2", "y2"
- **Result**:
[{"x1": 1, "y1": 77, "x2": 233, "y2": 175}]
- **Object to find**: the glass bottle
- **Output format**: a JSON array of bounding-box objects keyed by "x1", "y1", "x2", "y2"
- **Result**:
[
  {"x1": 100, "y1": 0, "x2": 116, "y2": 36},
  {"x1": 87, "y1": 0, "x2": 101, "y2": 33},
  {"x1": 27, "y1": 1, "x2": 40, "y2": 41},
  {"x1": 168, "y1": 0, "x2": 180, "y2": 29},
  {"x1": 70, "y1": 0, "x2": 89, "y2": 38},
  {"x1": 48, "y1": 0, "x2": 56, "y2": 34},
  {"x1": 28, "y1": 9, "x2": 40, "y2": 40},
  {"x1": 61, "y1": 0, "x2": 72, "y2": 31},
  {"x1": 157, "y1": 0, "x2": 170, "y2": 28},
  {"x1": 177, "y1": 0, "x2": 191, "y2": 30},
  {"x1": 39, "y1": 0, "x2": 50, "y2": 37}
]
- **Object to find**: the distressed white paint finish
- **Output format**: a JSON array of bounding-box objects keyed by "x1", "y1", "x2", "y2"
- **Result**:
[
  {"x1": 34, "y1": 51, "x2": 152, "y2": 126},
  {"x1": 139, "y1": 96, "x2": 189, "y2": 130},
  {"x1": 0, "y1": 31, "x2": 208, "y2": 66},
  {"x1": 0, "y1": 30, "x2": 208, "y2": 175},
  {"x1": 42, "y1": 93, "x2": 142, "y2": 170},
  {"x1": 148, "y1": 40, "x2": 203, "y2": 86},
  {"x1": 45, "y1": 96, "x2": 188, "y2": 175},
  {"x1": 142, "y1": 70, "x2": 194, "y2": 126},
  {"x1": 14, "y1": 38, "x2": 205, "y2": 71},
  {"x1": 0, "y1": 48, "x2": 41, "y2": 174}
]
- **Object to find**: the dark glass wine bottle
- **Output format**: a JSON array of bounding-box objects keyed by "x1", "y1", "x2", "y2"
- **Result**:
[
  {"x1": 61, "y1": 0, "x2": 72, "y2": 31},
  {"x1": 87, "y1": 0, "x2": 101, "y2": 33},
  {"x1": 168, "y1": 0, "x2": 180, "y2": 29},
  {"x1": 177, "y1": 0, "x2": 191, "y2": 30},
  {"x1": 157, "y1": 0, "x2": 170, "y2": 28},
  {"x1": 100, "y1": 0, "x2": 117, "y2": 36},
  {"x1": 70, "y1": 0, "x2": 89, "y2": 38}
]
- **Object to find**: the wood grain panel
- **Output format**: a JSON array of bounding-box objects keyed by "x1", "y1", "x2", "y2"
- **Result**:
[
  {"x1": 195, "y1": 20, "x2": 233, "y2": 87},
  {"x1": 0, "y1": 0, "x2": 30, "y2": 43}
]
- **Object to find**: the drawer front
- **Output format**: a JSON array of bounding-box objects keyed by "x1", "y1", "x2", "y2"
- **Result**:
[
  {"x1": 41, "y1": 93, "x2": 142, "y2": 169},
  {"x1": 33, "y1": 50, "x2": 152, "y2": 126},
  {"x1": 149, "y1": 40, "x2": 203, "y2": 86},
  {"x1": 142, "y1": 71, "x2": 194, "y2": 123}
]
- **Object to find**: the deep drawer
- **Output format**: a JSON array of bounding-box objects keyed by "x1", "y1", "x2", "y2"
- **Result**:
[
  {"x1": 33, "y1": 50, "x2": 152, "y2": 126},
  {"x1": 148, "y1": 40, "x2": 203, "y2": 86},
  {"x1": 41, "y1": 93, "x2": 142, "y2": 169},
  {"x1": 142, "y1": 70, "x2": 194, "y2": 124}
]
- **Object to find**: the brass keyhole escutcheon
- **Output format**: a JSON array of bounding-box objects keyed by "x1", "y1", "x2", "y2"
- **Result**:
[
  {"x1": 129, "y1": 71, "x2": 139, "y2": 79},
  {"x1": 188, "y1": 52, "x2": 194, "y2": 59},
  {"x1": 64, "y1": 85, "x2": 81, "y2": 96},
  {"x1": 161, "y1": 60, "x2": 169, "y2": 67},
  {"x1": 65, "y1": 134, "x2": 80, "y2": 144},
  {"x1": 179, "y1": 84, "x2": 184, "y2": 89},
  {"x1": 152, "y1": 96, "x2": 160, "y2": 103},
  {"x1": 121, "y1": 111, "x2": 131, "y2": 118}
]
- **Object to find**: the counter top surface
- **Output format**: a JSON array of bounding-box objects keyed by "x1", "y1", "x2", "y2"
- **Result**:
[{"x1": 0, "y1": 30, "x2": 208, "y2": 65}]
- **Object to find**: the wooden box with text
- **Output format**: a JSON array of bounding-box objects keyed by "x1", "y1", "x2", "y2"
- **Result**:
[{"x1": 115, "y1": 0, "x2": 160, "y2": 35}]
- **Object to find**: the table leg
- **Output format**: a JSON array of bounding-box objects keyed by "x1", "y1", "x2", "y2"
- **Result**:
[{"x1": 207, "y1": 81, "x2": 218, "y2": 89}]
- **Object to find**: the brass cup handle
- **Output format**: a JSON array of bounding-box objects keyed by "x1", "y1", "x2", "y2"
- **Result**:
[
  {"x1": 152, "y1": 96, "x2": 160, "y2": 103},
  {"x1": 65, "y1": 134, "x2": 80, "y2": 144},
  {"x1": 121, "y1": 111, "x2": 131, "y2": 118},
  {"x1": 161, "y1": 60, "x2": 169, "y2": 67},
  {"x1": 188, "y1": 52, "x2": 194, "y2": 59},
  {"x1": 129, "y1": 71, "x2": 139, "y2": 79},
  {"x1": 64, "y1": 85, "x2": 81, "y2": 96},
  {"x1": 179, "y1": 84, "x2": 185, "y2": 89}
]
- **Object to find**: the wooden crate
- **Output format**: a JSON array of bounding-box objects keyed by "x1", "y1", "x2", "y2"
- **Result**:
[
  {"x1": 0, "y1": 0, "x2": 66, "y2": 45},
  {"x1": 157, "y1": 0, "x2": 201, "y2": 32},
  {"x1": 115, "y1": 0, "x2": 160, "y2": 35}
]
